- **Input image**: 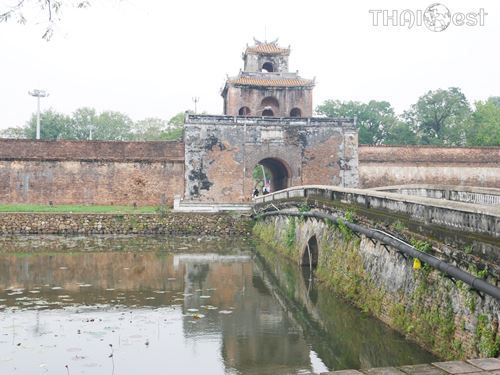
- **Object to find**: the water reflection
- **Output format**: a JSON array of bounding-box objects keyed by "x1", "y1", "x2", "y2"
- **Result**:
[{"x1": 0, "y1": 236, "x2": 436, "y2": 375}]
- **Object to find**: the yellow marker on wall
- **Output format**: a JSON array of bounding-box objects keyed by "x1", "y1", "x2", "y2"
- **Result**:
[{"x1": 413, "y1": 258, "x2": 422, "y2": 270}]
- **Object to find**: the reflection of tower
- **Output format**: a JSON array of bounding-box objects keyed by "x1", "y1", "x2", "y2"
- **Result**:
[{"x1": 221, "y1": 39, "x2": 315, "y2": 117}]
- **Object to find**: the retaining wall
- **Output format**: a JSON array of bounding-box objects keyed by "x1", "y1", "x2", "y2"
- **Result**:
[{"x1": 253, "y1": 215, "x2": 500, "y2": 359}]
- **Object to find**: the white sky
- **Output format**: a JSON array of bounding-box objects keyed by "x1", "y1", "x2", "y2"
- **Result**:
[{"x1": 0, "y1": 0, "x2": 498, "y2": 129}]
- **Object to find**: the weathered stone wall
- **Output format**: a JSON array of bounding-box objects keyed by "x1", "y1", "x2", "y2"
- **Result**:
[
  {"x1": 0, "y1": 212, "x2": 251, "y2": 236},
  {"x1": 359, "y1": 146, "x2": 500, "y2": 188},
  {"x1": 184, "y1": 115, "x2": 358, "y2": 202},
  {"x1": 0, "y1": 139, "x2": 185, "y2": 206},
  {"x1": 253, "y1": 215, "x2": 500, "y2": 359}
]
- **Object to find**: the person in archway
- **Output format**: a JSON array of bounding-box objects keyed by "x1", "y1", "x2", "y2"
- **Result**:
[{"x1": 262, "y1": 179, "x2": 271, "y2": 195}]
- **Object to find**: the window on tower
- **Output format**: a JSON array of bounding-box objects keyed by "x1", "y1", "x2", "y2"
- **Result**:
[
  {"x1": 261, "y1": 62, "x2": 274, "y2": 72},
  {"x1": 290, "y1": 108, "x2": 302, "y2": 117},
  {"x1": 238, "y1": 107, "x2": 251, "y2": 116}
]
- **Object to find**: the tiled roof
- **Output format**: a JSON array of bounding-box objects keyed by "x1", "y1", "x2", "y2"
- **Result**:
[
  {"x1": 229, "y1": 77, "x2": 314, "y2": 87},
  {"x1": 246, "y1": 43, "x2": 289, "y2": 55}
]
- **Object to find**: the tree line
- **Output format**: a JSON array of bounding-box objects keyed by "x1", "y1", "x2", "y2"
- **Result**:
[
  {"x1": 0, "y1": 108, "x2": 186, "y2": 141},
  {"x1": 1, "y1": 87, "x2": 498, "y2": 145},
  {"x1": 316, "y1": 87, "x2": 499, "y2": 146}
]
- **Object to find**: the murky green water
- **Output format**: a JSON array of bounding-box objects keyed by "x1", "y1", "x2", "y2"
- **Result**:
[{"x1": 0, "y1": 236, "x2": 436, "y2": 374}]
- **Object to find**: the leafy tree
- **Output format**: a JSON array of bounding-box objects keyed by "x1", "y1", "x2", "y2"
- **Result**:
[
  {"x1": 133, "y1": 117, "x2": 170, "y2": 141},
  {"x1": 0, "y1": 0, "x2": 91, "y2": 40},
  {"x1": 384, "y1": 121, "x2": 418, "y2": 145},
  {"x1": 71, "y1": 107, "x2": 98, "y2": 140},
  {"x1": 403, "y1": 87, "x2": 471, "y2": 145},
  {"x1": 1, "y1": 107, "x2": 191, "y2": 141},
  {"x1": 316, "y1": 99, "x2": 400, "y2": 144},
  {"x1": 24, "y1": 109, "x2": 72, "y2": 140},
  {"x1": 0, "y1": 126, "x2": 27, "y2": 138},
  {"x1": 168, "y1": 111, "x2": 187, "y2": 127},
  {"x1": 466, "y1": 97, "x2": 500, "y2": 146},
  {"x1": 93, "y1": 111, "x2": 133, "y2": 141}
]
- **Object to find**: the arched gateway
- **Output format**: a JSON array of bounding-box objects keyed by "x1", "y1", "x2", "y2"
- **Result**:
[
  {"x1": 182, "y1": 40, "x2": 359, "y2": 203},
  {"x1": 254, "y1": 158, "x2": 291, "y2": 192}
]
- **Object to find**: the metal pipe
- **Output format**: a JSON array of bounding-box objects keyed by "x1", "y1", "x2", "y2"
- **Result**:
[{"x1": 256, "y1": 210, "x2": 500, "y2": 301}]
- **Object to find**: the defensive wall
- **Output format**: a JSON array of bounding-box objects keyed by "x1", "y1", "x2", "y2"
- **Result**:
[
  {"x1": 0, "y1": 139, "x2": 498, "y2": 206},
  {"x1": 359, "y1": 145, "x2": 500, "y2": 189},
  {"x1": 0, "y1": 139, "x2": 184, "y2": 206}
]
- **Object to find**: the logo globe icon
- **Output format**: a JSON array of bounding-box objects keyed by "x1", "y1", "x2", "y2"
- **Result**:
[{"x1": 424, "y1": 3, "x2": 451, "y2": 32}]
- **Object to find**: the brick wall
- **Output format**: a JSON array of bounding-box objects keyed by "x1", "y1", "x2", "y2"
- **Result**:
[
  {"x1": 0, "y1": 139, "x2": 184, "y2": 161},
  {"x1": 359, "y1": 145, "x2": 500, "y2": 188},
  {"x1": 0, "y1": 140, "x2": 185, "y2": 206}
]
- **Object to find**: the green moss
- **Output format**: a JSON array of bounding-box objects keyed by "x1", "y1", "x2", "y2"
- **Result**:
[
  {"x1": 253, "y1": 219, "x2": 294, "y2": 260},
  {"x1": 316, "y1": 234, "x2": 383, "y2": 316},
  {"x1": 344, "y1": 210, "x2": 355, "y2": 222},
  {"x1": 298, "y1": 203, "x2": 311, "y2": 213},
  {"x1": 391, "y1": 220, "x2": 407, "y2": 232},
  {"x1": 286, "y1": 217, "x2": 296, "y2": 253},
  {"x1": 336, "y1": 219, "x2": 353, "y2": 241},
  {"x1": 476, "y1": 314, "x2": 500, "y2": 357},
  {"x1": 410, "y1": 238, "x2": 432, "y2": 253}
]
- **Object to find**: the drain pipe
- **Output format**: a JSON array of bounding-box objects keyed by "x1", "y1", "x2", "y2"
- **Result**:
[{"x1": 256, "y1": 210, "x2": 500, "y2": 301}]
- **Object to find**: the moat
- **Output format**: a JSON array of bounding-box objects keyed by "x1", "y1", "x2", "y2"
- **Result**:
[{"x1": 0, "y1": 236, "x2": 436, "y2": 374}]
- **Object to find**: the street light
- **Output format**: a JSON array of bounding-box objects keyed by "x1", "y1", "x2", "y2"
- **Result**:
[
  {"x1": 28, "y1": 89, "x2": 49, "y2": 140},
  {"x1": 88, "y1": 124, "x2": 95, "y2": 140}
]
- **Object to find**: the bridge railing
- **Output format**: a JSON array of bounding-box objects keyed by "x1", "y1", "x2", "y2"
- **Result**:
[
  {"x1": 373, "y1": 184, "x2": 500, "y2": 206},
  {"x1": 253, "y1": 185, "x2": 500, "y2": 237}
]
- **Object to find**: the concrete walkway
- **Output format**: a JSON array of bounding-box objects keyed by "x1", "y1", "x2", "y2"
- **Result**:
[{"x1": 319, "y1": 358, "x2": 500, "y2": 375}]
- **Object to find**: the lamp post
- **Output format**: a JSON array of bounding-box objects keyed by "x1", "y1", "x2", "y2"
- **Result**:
[
  {"x1": 192, "y1": 97, "x2": 199, "y2": 114},
  {"x1": 88, "y1": 124, "x2": 95, "y2": 140},
  {"x1": 28, "y1": 89, "x2": 49, "y2": 140}
]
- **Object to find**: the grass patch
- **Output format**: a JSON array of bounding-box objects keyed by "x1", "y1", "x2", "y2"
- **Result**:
[{"x1": 0, "y1": 204, "x2": 158, "y2": 214}]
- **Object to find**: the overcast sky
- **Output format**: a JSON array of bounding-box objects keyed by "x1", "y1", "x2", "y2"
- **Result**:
[{"x1": 0, "y1": 0, "x2": 498, "y2": 129}]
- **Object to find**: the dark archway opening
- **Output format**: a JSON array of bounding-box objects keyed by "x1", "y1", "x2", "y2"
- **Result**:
[
  {"x1": 262, "y1": 62, "x2": 274, "y2": 72},
  {"x1": 290, "y1": 107, "x2": 302, "y2": 117},
  {"x1": 301, "y1": 235, "x2": 318, "y2": 269},
  {"x1": 252, "y1": 157, "x2": 290, "y2": 194},
  {"x1": 261, "y1": 96, "x2": 279, "y2": 117},
  {"x1": 238, "y1": 106, "x2": 251, "y2": 116}
]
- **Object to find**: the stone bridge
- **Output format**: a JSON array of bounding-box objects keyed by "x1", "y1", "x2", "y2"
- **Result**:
[
  {"x1": 252, "y1": 184, "x2": 500, "y2": 359},
  {"x1": 253, "y1": 185, "x2": 500, "y2": 238}
]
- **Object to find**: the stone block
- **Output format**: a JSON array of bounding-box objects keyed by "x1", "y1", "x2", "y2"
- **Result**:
[
  {"x1": 466, "y1": 359, "x2": 500, "y2": 371},
  {"x1": 399, "y1": 364, "x2": 447, "y2": 375},
  {"x1": 362, "y1": 367, "x2": 406, "y2": 375},
  {"x1": 432, "y1": 361, "x2": 482, "y2": 374},
  {"x1": 321, "y1": 370, "x2": 364, "y2": 375}
]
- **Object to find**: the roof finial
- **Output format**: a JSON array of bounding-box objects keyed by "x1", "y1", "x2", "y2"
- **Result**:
[{"x1": 253, "y1": 37, "x2": 262, "y2": 45}]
